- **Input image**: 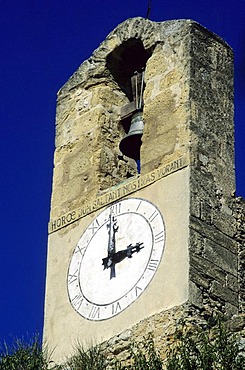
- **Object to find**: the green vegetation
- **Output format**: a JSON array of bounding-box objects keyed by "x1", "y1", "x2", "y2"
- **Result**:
[
  {"x1": 115, "y1": 335, "x2": 162, "y2": 370},
  {"x1": 0, "y1": 335, "x2": 52, "y2": 370},
  {"x1": 0, "y1": 320, "x2": 244, "y2": 369},
  {"x1": 64, "y1": 344, "x2": 107, "y2": 370},
  {"x1": 166, "y1": 319, "x2": 245, "y2": 370}
]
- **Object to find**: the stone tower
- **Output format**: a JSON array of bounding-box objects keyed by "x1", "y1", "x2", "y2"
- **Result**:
[{"x1": 43, "y1": 18, "x2": 245, "y2": 363}]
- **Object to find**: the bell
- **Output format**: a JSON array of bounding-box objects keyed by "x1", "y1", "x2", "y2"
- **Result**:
[{"x1": 119, "y1": 111, "x2": 144, "y2": 160}]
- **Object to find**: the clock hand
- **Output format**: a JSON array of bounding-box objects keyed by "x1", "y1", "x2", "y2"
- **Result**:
[
  {"x1": 114, "y1": 242, "x2": 144, "y2": 264},
  {"x1": 103, "y1": 242, "x2": 144, "y2": 268},
  {"x1": 126, "y1": 242, "x2": 144, "y2": 257},
  {"x1": 102, "y1": 209, "x2": 119, "y2": 279}
]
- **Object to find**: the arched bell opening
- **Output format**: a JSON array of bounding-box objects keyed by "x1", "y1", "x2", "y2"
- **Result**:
[{"x1": 106, "y1": 39, "x2": 151, "y2": 174}]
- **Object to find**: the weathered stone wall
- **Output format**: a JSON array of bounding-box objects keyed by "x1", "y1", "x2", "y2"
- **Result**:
[
  {"x1": 101, "y1": 304, "x2": 197, "y2": 367},
  {"x1": 141, "y1": 24, "x2": 191, "y2": 173},
  {"x1": 101, "y1": 305, "x2": 245, "y2": 368},
  {"x1": 50, "y1": 18, "x2": 201, "y2": 218},
  {"x1": 51, "y1": 78, "x2": 134, "y2": 219},
  {"x1": 186, "y1": 26, "x2": 239, "y2": 316},
  {"x1": 45, "y1": 17, "x2": 245, "y2": 364},
  {"x1": 235, "y1": 197, "x2": 245, "y2": 313}
]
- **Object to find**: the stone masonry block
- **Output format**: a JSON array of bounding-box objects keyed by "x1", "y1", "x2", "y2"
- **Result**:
[
  {"x1": 190, "y1": 254, "x2": 226, "y2": 285},
  {"x1": 210, "y1": 281, "x2": 238, "y2": 307},
  {"x1": 190, "y1": 193, "x2": 201, "y2": 219},
  {"x1": 90, "y1": 86, "x2": 126, "y2": 109},
  {"x1": 189, "y1": 281, "x2": 204, "y2": 309},
  {"x1": 203, "y1": 238, "x2": 237, "y2": 276},
  {"x1": 145, "y1": 48, "x2": 170, "y2": 81},
  {"x1": 55, "y1": 106, "x2": 106, "y2": 148},
  {"x1": 189, "y1": 228, "x2": 205, "y2": 254},
  {"x1": 190, "y1": 264, "x2": 210, "y2": 289},
  {"x1": 226, "y1": 273, "x2": 239, "y2": 292},
  {"x1": 212, "y1": 210, "x2": 237, "y2": 238},
  {"x1": 190, "y1": 216, "x2": 237, "y2": 253}
]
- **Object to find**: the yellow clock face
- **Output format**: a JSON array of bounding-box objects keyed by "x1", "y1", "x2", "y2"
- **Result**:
[{"x1": 67, "y1": 198, "x2": 165, "y2": 321}]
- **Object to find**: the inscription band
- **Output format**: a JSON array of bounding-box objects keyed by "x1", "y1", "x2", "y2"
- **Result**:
[{"x1": 48, "y1": 155, "x2": 189, "y2": 233}]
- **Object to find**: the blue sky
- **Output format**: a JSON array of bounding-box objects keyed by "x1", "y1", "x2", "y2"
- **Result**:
[{"x1": 0, "y1": 0, "x2": 244, "y2": 345}]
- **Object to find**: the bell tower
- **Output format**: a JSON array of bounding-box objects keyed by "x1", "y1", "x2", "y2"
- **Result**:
[{"x1": 43, "y1": 18, "x2": 244, "y2": 363}]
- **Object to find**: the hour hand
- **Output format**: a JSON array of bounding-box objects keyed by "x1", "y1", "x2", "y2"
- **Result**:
[
  {"x1": 109, "y1": 242, "x2": 144, "y2": 265},
  {"x1": 126, "y1": 242, "x2": 144, "y2": 258}
]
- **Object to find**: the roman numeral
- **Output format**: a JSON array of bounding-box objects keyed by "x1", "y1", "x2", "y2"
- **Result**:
[
  {"x1": 135, "y1": 200, "x2": 142, "y2": 212},
  {"x1": 68, "y1": 269, "x2": 78, "y2": 284},
  {"x1": 75, "y1": 245, "x2": 85, "y2": 255},
  {"x1": 72, "y1": 293, "x2": 83, "y2": 310},
  {"x1": 111, "y1": 202, "x2": 122, "y2": 215},
  {"x1": 147, "y1": 259, "x2": 159, "y2": 271},
  {"x1": 149, "y1": 210, "x2": 158, "y2": 222},
  {"x1": 111, "y1": 301, "x2": 122, "y2": 315},
  {"x1": 88, "y1": 219, "x2": 100, "y2": 235},
  {"x1": 135, "y1": 285, "x2": 143, "y2": 297},
  {"x1": 154, "y1": 230, "x2": 164, "y2": 243},
  {"x1": 89, "y1": 305, "x2": 100, "y2": 319}
]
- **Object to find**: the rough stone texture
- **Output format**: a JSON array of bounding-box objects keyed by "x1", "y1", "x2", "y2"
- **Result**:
[
  {"x1": 235, "y1": 197, "x2": 245, "y2": 313},
  {"x1": 52, "y1": 86, "x2": 137, "y2": 218},
  {"x1": 141, "y1": 26, "x2": 191, "y2": 173},
  {"x1": 185, "y1": 25, "x2": 240, "y2": 317},
  {"x1": 45, "y1": 17, "x2": 245, "y2": 364},
  {"x1": 100, "y1": 307, "x2": 245, "y2": 369},
  {"x1": 100, "y1": 304, "x2": 205, "y2": 368},
  {"x1": 51, "y1": 18, "x2": 219, "y2": 219}
]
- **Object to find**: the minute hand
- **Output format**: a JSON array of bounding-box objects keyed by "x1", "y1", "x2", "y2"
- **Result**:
[
  {"x1": 102, "y1": 212, "x2": 118, "y2": 278},
  {"x1": 108, "y1": 213, "x2": 118, "y2": 256}
]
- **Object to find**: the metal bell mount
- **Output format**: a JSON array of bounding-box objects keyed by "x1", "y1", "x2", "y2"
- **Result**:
[{"x1": 119, "y1": 70, "x2": 145, "y2": 161}]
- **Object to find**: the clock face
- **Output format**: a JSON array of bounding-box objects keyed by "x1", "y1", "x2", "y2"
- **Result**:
[{"x1": 67, "y1": 198, "x2": 165, "y2": 321}]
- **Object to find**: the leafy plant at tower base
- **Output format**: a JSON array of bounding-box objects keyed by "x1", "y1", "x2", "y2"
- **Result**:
[
  {"x1": 113, "y1": 335, "x2": 162, "y2": 370},
  {"x1": 129, "y1": 335, "x2": 162, "y2": 370},
  {"x1": 0, "y1": 317, "x2": 244, "y2": 369},
  {"x1": 63, "y1": 343, "x2": 107, "y2": 370},
  {"x1": 166, "y1": 317, "x2": 245, "y2": 370},
  {"x1": 0, "y1": 334, "x2": 54, "y2": 370}
]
